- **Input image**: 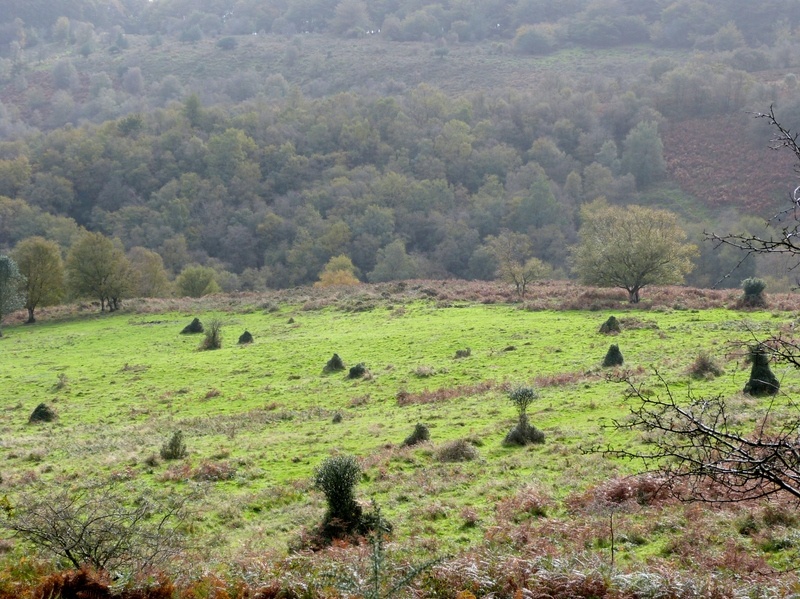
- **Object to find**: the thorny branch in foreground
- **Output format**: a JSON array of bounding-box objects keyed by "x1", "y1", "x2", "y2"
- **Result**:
[
  {"x1": 1, "y1": 479, "x2": 191, "y2": 571},
  {"x1": 707, "y1": 106, "x2": 800, "y2": 280},
  {"x1": 601, "y1": 371, "x2": 800, "y2": 504}
]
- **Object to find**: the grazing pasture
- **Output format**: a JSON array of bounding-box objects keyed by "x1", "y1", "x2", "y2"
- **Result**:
[{"x1": 2, "y1": 281, "x2": 800, "y2": 595}]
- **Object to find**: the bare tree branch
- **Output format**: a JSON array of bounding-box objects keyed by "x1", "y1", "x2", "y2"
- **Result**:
[
  {"x1": 2, "y1": 479, "x2": 191, "y2": 571},
  {"x1": 599, "y1": 371, "x2": 800, "y2": 504}
]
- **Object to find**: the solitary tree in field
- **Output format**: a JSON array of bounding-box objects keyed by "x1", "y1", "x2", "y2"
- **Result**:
[
  {"x1": 12, "y1": 236, "x2": 65, "y2": 323},
  {"x1": 0, "y1": 255, "x2": 25, "y2": 336},
  {"x1": 571, "y1": 200, "x2": 697, "y2": 303},
  {"x1": 486, "y1": 230, "x2": 551, "y2": 299},
  {"x1": 66, "y1": 232, "x2": 136, "y2": 312}
]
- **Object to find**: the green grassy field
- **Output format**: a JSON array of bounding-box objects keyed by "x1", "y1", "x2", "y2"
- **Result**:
[{"x1": 3, "y1": 284, "x2": 799, "y2": 587}]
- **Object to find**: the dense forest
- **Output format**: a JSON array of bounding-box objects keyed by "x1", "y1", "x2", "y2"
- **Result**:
[{"x1": 1, "y1": 0, "x2": 800, "y2": 298}]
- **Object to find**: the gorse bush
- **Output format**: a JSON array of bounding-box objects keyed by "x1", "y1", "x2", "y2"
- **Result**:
[
  {"x1": 402, "y1": 423, "x2": 430, "y2": 447},
  {"x1": 599, "y1": 315, "x2": 621, "y2": 334},
  {"x1": 29, "y1": 403, "x2": 57, "y2": 424},
  {"x1": 348, "y1": 363, "x2": 368, "y2": 379},
  {"x1": 603, "y1": 344, "x2": 624, "y2": 367},
  {"x1": 160, "y1": 431, "x2": 187, "y2": 460},
  {"x1": 740, "y1": 277, "x2": 767, "y2": 307},
  {"x1": 180, "y1": 317, "x2": 203, "y2": 334},
  {"x1": 743, "y1": 344, "x2": 779, "y2": 396},
  {"x1": 503, "y1": 386, "x2": 545, "y2": 446},
  {"x1": 314, "y1": 454, "x2": 364, "y2": 541}
]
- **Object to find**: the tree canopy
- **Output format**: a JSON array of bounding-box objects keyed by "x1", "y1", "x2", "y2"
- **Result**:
[
  {"x1": 12, "y1": 236, "x2": 64, "y2": 323},
  {"x1": 571, "y1": 201, "x2": 697, "y2": 302}
]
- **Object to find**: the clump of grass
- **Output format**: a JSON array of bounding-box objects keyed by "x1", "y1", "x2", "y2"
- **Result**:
[
  {"x1": 414, "y1": 365, "x2": 436, "y2": 377},
  {"x1": 160, "y1": 431, "x2": 187, "y2": 460},
  {"x1": 688, "y1": 352, "x2": 723, "y2": 379},
  {"x1": 436, "y1": 439, "x2": 479, "y2": 462},
  {"x1": 199, "y1": 318, "x2": 222, "y2": 350},
  {"x1": 453, "y1": 348, "x2": 471, "y2": 359},
  {"x1": 53, "y1": 373, "x2": 69, "y2": 391}
]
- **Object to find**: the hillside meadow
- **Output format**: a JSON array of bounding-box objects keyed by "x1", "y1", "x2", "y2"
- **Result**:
[{"x1": 3, "y1": 281, "x2": 800, "y2": 596}]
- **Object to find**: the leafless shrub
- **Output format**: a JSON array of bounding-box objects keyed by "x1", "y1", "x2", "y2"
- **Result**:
[
  {"x1": 1, "y1": 480, "x2": 188, "y2": 571},
  {"x1": 436, "y1": 439, "x2": 479, "y2": 462},
  {"x1": 199, "y1": 318, "x2": 222, "y2": 350},
  {"x1": 688, "y1": 352, "x2": 724, "y2": 379}
]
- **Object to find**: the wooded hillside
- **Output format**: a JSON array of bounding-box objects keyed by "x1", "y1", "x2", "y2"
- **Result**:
[{"x1": 1, "y1": 0, "x2": 799, "y2": 294}]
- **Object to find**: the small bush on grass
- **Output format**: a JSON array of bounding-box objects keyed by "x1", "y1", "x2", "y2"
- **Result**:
[
  {"x1": 348, "y1": 363, "x2": 368, "y2": 379},
  {"x1": 503, "y1": 386, "x2": 545, "y2": 446},
  {"x1": 688, "y1": 352, "x2": 724, "y2": 379},
  {"x1": 402, "y1": 423, "x2": 430, "y2": 447},
  {"x1": 599, "y1": 315, "x2": 621, "y2": 334},
  {"x1": 743, "y1": 344, "x2": 779, "y2": 396},
  {"x1": 453, "y1": 348, "x2": 471, "y2": 359},
  {"x1": 738, "y1": 277, "x2": 767, "y2": 308},
  {"x1": 436, "y1": 439, "x2": 479, "y2": 462},
  {"x1": 323, "y1": 353, "x2": 345, "y2": 373},
  {"x1": 237, "y1": 330, "x2": 253, "y2": 344},
  {"x1": 180, "y1": 317, "x2": 203, "y2": 334},
  {"x1": 199, "y1": 318, "x2": 222, "y2": 350},
  {"x1": 28, "y1": 403, "x2": 56, "y2": 424},
  {"x1": 313, "y1": 455, "x2": 369, "y2": 543},
  {"x1": 160, "y1": 431, "x2": 187, "y2": 460},
  {"x1": 602, "y1": 344, "x2": 624, "y2": 367}
]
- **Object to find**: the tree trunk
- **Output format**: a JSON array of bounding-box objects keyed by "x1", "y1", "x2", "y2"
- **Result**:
[
  {"x1": 628, "y1": 288, "x2": 640, "y2": 303},
  {"x1": 26, "y1": 307, "x2": 35, "y2": 324}
]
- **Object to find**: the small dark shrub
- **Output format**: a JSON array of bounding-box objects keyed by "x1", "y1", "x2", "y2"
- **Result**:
[
  {"x1": 314, "y1": 455, "x2": 365, "y2": 542},
  {"x1": 199, "y1": 318, "x2": 222, "y2": 350},
  {"x1": 348, "y1": 363, "x2": 367, "y2": 379},
  {"x1": 739, "y1": 277, "x2": 767, "y2": 308},
  {"x1": 29, "y1": 403, "x2": 57, "y2": 423},
  {"x1": 332, "y1": 412, "x2": 342, "y2": 423},
  {"x1": 436, "y1": 439, "x2": 479, "y2": 462},
  {"x1": 503, "y1": 421, "x2": 545, "y2": 446},
  {"x1": 743, "y1": 344, "x2": 779, "y2": 396},
  {"x1": 453, "y1": 347, "x2": 471, "y2": 359},
  {"x1": 238, "y1": 330, "x2": 253, "y2": 344},
  {"x1": 160, "y1": 431, "x2": 187, "y2": 460},
  {"x1": 602, "y1": 344, "x2": 624, "y2": 367},
  {"x1": 599, "y1": 315, "x2": 621, "y2": 334},
  {"x1": 323, "y1": 353, "x2": 345, "y2": 373},
  {"x1": 689, "y1": 351, "x2": 724, "y2": 379},
  {"x1": 180, "y1": 317, "x2": 203, "y2": 334},
  {"x1": 402, "y1": 423, "x2": 430, "y2": 447},
  {"x1": 504, "y1": 386, "x2": 544, "y2": 446}
]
